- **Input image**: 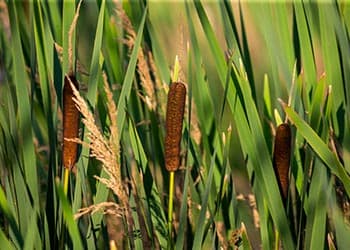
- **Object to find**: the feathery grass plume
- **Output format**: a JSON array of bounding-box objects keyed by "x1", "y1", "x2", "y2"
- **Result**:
[
  {"x1": 68, "y1": 74, "x2": 137, "y2": 248},
  {"x1": 103, "y1": 72, "x2": 119, "y2": 162},
  {"x1": 74, "y1": 202, "x2": 123, "y2": 220},
  {"x1": 66, "y1": 76, "x2": 128, "y2": 205},
  {"x1": 62, "y1": 74, "x2": 80, "y2": 170},
  {"x1": 115, "y1": 3, "x2": 156, "y2": 111},
  {"x1": 165, "y1": 82, "x2": 186, "y2": 172},
  {"x1": 55, "y1": 43, "x2": 88, "y2": 75},
  {"x1": 273, "y1": 123, "x2": 292, "y2": 204}
]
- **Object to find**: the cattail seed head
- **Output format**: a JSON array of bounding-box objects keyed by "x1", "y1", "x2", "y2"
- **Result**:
[
  {"x1": 273, "y1": 123, "x2": 292, "y2": 204},
  {"x1": 165, "y1": 82, "x2": 186, "y2": 172},
  {"x1": 62, "y1": 74, "x2": 80, "y2": 170}
]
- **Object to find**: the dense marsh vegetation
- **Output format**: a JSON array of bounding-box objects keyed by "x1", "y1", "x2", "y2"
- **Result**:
[{"x1": 1, "y1": 1, "x2": 350, "y2": 249}]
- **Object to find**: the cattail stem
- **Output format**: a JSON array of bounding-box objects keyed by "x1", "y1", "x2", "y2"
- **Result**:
[
  {"x1": 167, "y1": 171, "x2": 175, "y2": 249},
  {"x1": 63, "y1": 168, "x2": 70, "y2": 196},
  {"x1": 275, "y1": 230, "x2": 280, "y2": 250},
  {"x1": 166, "y1": 56, "x2": 185, "y2": 248}
]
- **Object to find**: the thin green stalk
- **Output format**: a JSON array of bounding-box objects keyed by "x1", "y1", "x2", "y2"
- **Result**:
[
  {"x1": 275, "y1": 230, "x2": 280, "y2": 250},
  {"x1": 167, "y1": 171, "x2": 175, "y2": 248},
  {"x1": 60, "y1": 168, "x2": 70, "y2": 248},
  {"x1": 63, "y1": 168, "x2": 69, "y2": 196}
]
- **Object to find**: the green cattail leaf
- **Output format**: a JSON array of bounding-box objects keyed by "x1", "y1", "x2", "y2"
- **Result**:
[
  {"x1": 0, "y1": 186, "x2": 23, "y2": 247},
  {"x1": 284, "y1": 105, "x2": 350, "y2": 194},
  {"x1": 23, "y1": 211, "x2": 41, "y2": 250},
  {"x1": 56, "y1": 182, "x2": 83, "y2": 249},
  {"x1": 8, "y1": 0, "x2": 39, "y2": 210},
  {"x1": 0, "y1": 229, "x2": 16, "y2": 250},
  {"x1": 192, "y1": 151, "x2": 216, "y2": 249}
]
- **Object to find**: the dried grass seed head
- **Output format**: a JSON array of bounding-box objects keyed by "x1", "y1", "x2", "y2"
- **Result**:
[{"x1": 68, "y1": 75, "x2": 127, "y2": 205}]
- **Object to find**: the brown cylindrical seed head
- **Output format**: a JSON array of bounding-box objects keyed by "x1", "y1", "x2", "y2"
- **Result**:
[
  {"x1": 273, "y1": 123, "x2": 292, "y2": 204},
  {"x1": 165, "y1": 82, "x2": 186, "y2": 172},
  {"x1": 62, "y1": 74, "x2": 80, "y2": 170}
]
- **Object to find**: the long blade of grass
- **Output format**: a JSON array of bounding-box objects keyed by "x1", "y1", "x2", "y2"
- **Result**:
[
  {"x1": 102, "y1": 8, "x2": 123, "y2": 84},
  {"x1": 42, "y1": 1, "x2": 61, "y2": 43},
  {"x1": 0, "y1": 113, "x2": 28, "y2": 249},
  {"x1": 304, "y1": 159, "x2": 328, "y2": 250},
  {"x1": 283, "y1": 105, "x2": 350, "y2": 194},
  {"x1": 0, "y1": 185, "x2": 23, "y2": 247},
  {"x1": 128, "y1": 118, "x2": 167, "y2": 248},
  {"x1": 23, "y1": 210, "x2": 41, "y2": 250},
  {"x1": 146, "y1": 19, "x2": 171, "y2": 83},
  {"x1": 116, "y1": 7, "x2": 147, "y2": 138},
  {"x1": 192, "y1": 151, "x2": 216, "y2": 249},
  {"x1": 56, "y1": 183, "x2": 83, "y2": 249},
  {"x1": 185, "y1": 4, "x2": 214, "y2": 136},
  {"x1": 0, "y1": 229, "x2": 16, "y2": 250},
  {"x1": 8, "y1": 0, "x2": 39, "y2": 209},
  {"x1": 318, "y1": 3, "x2": 344, "y2": 112},
  {"x1": 247, "y1": 3, "x2": 289, "y2": 104},
  {"x1": 293, "y1": 2, "x2": 317, "y2": 88}
]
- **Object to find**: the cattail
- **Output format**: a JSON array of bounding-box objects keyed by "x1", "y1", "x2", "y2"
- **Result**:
[
  {"x1": 165, "y1": 82, "x2": 186, "y2": 172},
  {"x1": 62, "y1": 74, "x2": 80, "y2": 170},
  {"x1": 273, "y1": 123, "x2": 292, "y2": 204}
]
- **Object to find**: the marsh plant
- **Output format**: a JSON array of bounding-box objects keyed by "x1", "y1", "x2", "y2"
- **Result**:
[{"x1": 1, "y1": 1, "x2": 350, "y2": 249}]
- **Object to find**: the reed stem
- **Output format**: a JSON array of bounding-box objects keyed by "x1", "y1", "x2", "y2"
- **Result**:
[
  {"x1": 167, "y1": 171, "x2": 175, "y2": 248},
  {"x1": 63, "y1": 168, "x2": 70, "y2": 196}
]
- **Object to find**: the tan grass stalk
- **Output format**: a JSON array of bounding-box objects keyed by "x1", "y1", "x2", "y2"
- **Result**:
[
  {"x1": 74, "y1": 202, "x2": 123, "y2": 220},
  {"x1": 103, "y1": 72, "x2": 119, "y2": 161},
  {"x1": 165, "y1": 82, "x2": 186, "y2": 172},
  {"x1": 216, "y1": 221, "x2": 228, "y2": 249},
  {"x1": 273, "y1": 123, "x2": 292, "y2": 204},
  {"x1": 115, "y1": 4, "x2": 156, "y2": 111},
  {"x1": 62, "y1": 75, "x2": 80, "y2": 170},
  {"x1": 68, "y1": 0, "x2": 82, "y2": 73},
  {"x1": 148, "y1": 51, "x2": 167, "y2": 117},
  {"x1": 247, "y1": 194, "x2": 260, "y2": 229},
  {"x1": 55, "y1": 42, "x2": 88, "y2": 75}
]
